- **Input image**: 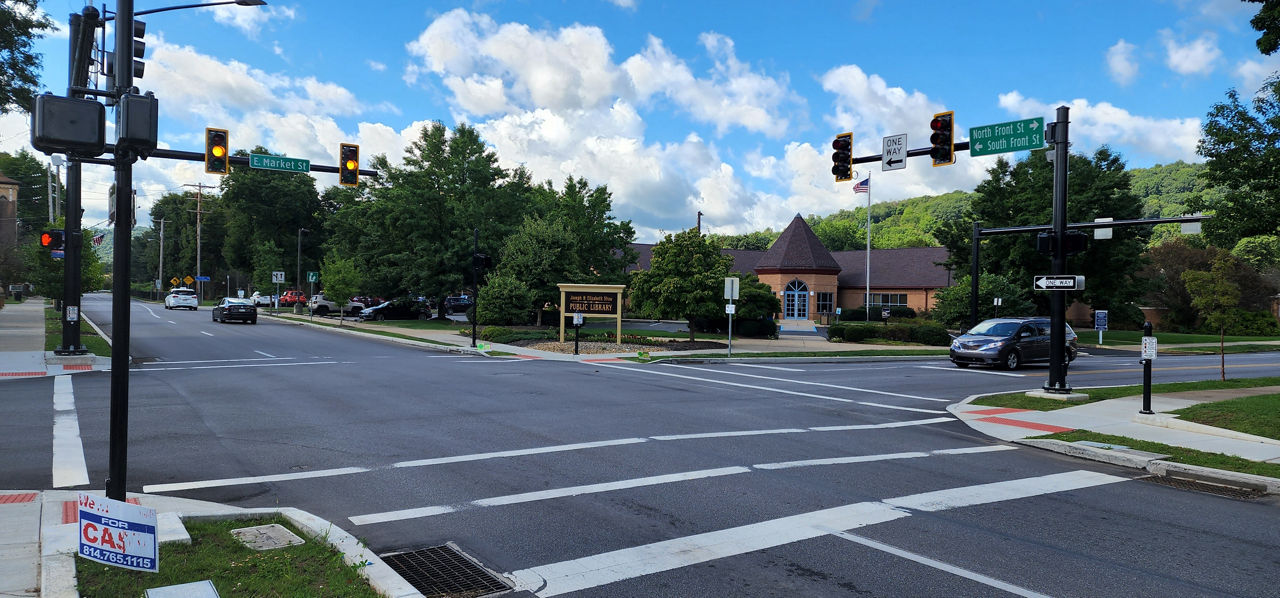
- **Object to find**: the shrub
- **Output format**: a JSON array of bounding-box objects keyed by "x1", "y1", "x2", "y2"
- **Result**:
[
  {"x1": 838, "y1": 306, "x2": 916, "y2": 322},
  {"x1": 827, "y1": 321, "x2": 950, "y2": 346},
  {"x1": 477, "y1": 274, "x2": 534, "y2": 326},
  {"x1": 1216, "y1": 309, "x2": 1280, "y2": 336}
]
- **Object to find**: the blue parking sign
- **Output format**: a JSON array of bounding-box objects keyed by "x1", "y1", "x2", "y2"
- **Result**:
[{"x1": 1094, "y1": 310, "x2": 1108, "y2": 331}]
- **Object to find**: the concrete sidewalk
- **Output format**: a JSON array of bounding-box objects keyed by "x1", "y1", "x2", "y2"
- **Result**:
[{"x1": 0, "y1": 299, "x2": 110, "y2": 379}]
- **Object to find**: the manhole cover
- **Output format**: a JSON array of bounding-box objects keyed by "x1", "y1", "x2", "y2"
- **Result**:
[
  {"x1": 1142, "y1": 475, "x2": 1265, "y2": 500},
  {"x1": 381, "y1": 543, "x2": 510, "y2": 598},
  {"x1": 230, "y1": 523, "x2": 305, "y2": 550}
]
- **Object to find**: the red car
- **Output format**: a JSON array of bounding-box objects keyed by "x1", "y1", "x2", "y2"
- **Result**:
[{"x1": 279, "y1": 290, "x2": 307, "y2": 307}]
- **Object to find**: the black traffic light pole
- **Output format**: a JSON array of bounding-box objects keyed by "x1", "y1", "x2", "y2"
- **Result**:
[
  {"x1": 1045, "y1": 106, "x2": 1071, "y2": 393},
  {"x1": 106, "y1": 0, "x2": 135, "y2": 501}
]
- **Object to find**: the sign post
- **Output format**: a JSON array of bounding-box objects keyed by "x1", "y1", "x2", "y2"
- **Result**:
[
  {"x1": 77, "y1": 493, "x2": 158, "y2": 573},
  {"x1": 1140, "y1": 322, "x2": 1157, "y2": 414},
  {"x1": 1094, "y1": 309, "x2": 1108, "y2": 345},
  {"x1": 272, "y1": 271, "x2": 285, "y2": 315},
  {"x1": 725, "y1": 277, "x2": 739, "y2": 357},
  {"x1": 573, "y1": 312, "x2": 583, "y2": 355}
]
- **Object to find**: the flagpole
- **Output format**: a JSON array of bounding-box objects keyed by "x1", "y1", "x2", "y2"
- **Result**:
[{"x1": 865, "y1": 172, "x2": 871, "y2": 323}]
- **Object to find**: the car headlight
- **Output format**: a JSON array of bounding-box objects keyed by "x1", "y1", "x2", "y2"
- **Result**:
[
  {"x1": 950, "y1": 339, "x2": 961, "y2": 349},
  {"x1": 977, "y1": 340, "x2": 1006, "y2": 351}
]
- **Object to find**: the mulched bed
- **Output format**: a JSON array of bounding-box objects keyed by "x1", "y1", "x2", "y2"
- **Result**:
[{"x1": 509, "y1": 338, "x2": 726, "y2": 354}]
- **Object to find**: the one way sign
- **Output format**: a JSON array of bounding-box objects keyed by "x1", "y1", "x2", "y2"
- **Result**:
[{"x1": 1033, "y1": 275, "x2": 1085, "y2": 291}]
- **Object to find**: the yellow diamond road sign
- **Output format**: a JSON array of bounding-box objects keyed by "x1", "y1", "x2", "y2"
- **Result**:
[
  {"x1": 170, "y1": 277, "x2": 179, "y2": 286},
  {"x1": 183, "y1": 275, "x2": 194, "y2": 285}
]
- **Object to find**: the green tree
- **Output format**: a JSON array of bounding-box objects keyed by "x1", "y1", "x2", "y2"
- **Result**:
[
  {"x1": 477, "y1": 272, "x2": 534, "y2": 325},
  {"x1": 628, "y1": 228, "x2": 734, "y2": 340},
  {"x1": 938, "y1": 148, "x2": 1148, "y2": 315},
  {"x1": 1182, "y1": 255, "x2": 1241, "y2": 380},
  {"x1": 220, "y1": 147, "x2": 321, "y2": 287},
  {"x1": 531, "y1": 177, "x2": 636, "y2": 283},
  {"x1": 1249, "y1": 0, "x2": 1280, "y2": 55},
  {"x1": 707, "y1": 230, "x2": 777, "y2": 250},
  {"x1": 0, "y1": 1, "x2": 55, "y2": 113},
  {"x1": 319, "y1": 254, "x2": 360, "y2": 327},
  {"x1": 250, "y1": 240, "x2": 285, "y2": 292},
  {"x1": 492, "y1": 217, "x2": 581, "y2": 325},
  {"x1": 1138, "y1": 238, "x2": 1276, "y2": 331},
  {"x1": 929, "y1": 273, "x2": 1035, "y2": 328},
  {"x1": 1232, "y1": 234, "x2": 1280, "y2": 271},
  {"x1": 1194, "y1": 76, "x2": 1280, "y2": 247},
  {"x1": 19, "y1": 218, "x2": 106, "y2": 299}
]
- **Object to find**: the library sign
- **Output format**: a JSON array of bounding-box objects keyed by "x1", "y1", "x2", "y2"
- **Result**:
[{"x1": 558, "y1": 284, "x2": 625, "y2": 343}]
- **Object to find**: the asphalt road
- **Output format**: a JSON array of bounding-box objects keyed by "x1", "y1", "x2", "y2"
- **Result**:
[{"x1": 4, "y1": 294, "x2": 1278, "y2": 597}]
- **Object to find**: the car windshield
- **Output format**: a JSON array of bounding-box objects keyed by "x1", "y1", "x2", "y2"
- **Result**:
[
  {"x1": 171, "y1": 289, "x2": 195, "y2": 296},
  {"x1": 225, "y1": 299, "x2": 252, "y2": 305},
  {"x1": 966, "y1": 321, "x2": 1021, "y2": 337}
]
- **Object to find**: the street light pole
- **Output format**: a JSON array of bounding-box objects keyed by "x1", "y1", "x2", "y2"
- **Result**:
[{"x1": 296, "y1": 227, "x2": 308, "y2": 312}]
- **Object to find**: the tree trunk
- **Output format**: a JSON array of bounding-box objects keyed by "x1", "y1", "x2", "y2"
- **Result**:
[{"x1": 1219, "y1": 328, "x2": 1225, "y2": 381}]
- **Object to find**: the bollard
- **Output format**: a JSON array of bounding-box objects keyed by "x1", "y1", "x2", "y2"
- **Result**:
[
  {"x1": 1140, "y1": 321, "x2": 1154, "y2": 414},
  {"x1": 574, "y1": 323, "x2": 581, "y2": 355}
]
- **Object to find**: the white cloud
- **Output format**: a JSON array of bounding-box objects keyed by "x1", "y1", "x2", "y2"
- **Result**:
[
  {"x1": 367, "y1": 60, "x2": 387, "y2": 72},
  {"x1": 204, "y1": 4, "x2": 296, "y2": 39},
  {"x1": 1160, "y1": 29, "x2": 1221, "y2": 75},
  {"x1": 1236, "y1": 55, "x2": 1280, "y2": 95},
  {"x1": 606, "y1": 0, "x2": 638, "y2": 9},
  {"x1": 998, "y1": 91, "x2": 1201, "y2": 162},
  {"x1": 1106, "y1": 39, "x2": 1139, "y2": 86}
]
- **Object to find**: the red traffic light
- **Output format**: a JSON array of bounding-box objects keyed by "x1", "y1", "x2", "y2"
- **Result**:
[
  {"x1": 831, "y1": 132, "x2": 853, "y2": 182},
  {"x1": 929, "y1": 111, "x2": 954, "y2": 167}
]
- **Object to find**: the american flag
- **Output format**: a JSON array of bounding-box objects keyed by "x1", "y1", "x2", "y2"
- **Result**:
[
  {"x1": 853, "y1": 177, "x2": 870, "y2": 193},
  {"x1": 92, "y1": 233, "x2": 104, "y2": 246}
]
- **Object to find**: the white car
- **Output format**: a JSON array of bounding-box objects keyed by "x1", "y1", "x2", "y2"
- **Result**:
[
  {"x1": 308, "y1": 293, "x2": 364, "y2": 316},
  {"x1": 249, "y1": 291, "x2": 273, "y2": 307},
  {"x1": 164, "y1": 287, "x2": 198, "y2": 310}
]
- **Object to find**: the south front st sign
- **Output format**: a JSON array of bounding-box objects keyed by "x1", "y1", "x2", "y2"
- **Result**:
[
  {"x1": 564, "y1": 292, "x2": 617, "y2": 315},
  {"x1": 969, "y1": 117, "x2": 1044, "y2": 157},
  {"x1": 249, "y1": 153, "x2": 310, "y2": 173}
]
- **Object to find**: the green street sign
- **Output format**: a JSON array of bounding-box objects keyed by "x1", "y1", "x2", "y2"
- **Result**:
[
  {"x1": 307, "y1": 271, "x2": 318, "y2": 283},
  {"x1": 969, "y1": 117, "x2": 1044, "y2": 157},
  {"x1": 249, "y1": 153, "x2": 310, "y2": 173}
]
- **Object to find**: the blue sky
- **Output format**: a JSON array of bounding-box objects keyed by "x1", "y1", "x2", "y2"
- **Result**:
[{"x1": 6, "y1": 0, "x2": 1275, "y2": 241}]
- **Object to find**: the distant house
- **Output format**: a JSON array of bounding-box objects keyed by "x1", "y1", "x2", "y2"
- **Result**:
[
  {"x1": 0, "y1": 172, "x2": 20, "y2": 269},
  {"x1": 630, "y1": 214, "x2": 954, "y2": 321}
]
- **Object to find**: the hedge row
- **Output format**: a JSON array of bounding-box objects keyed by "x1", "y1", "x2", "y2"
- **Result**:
[
  {"x1": 838, "y1": 306, "x2": 918, "y2": 321},
  {"x1": 827, "y1": 321, "x2": 951, "y2": 346}
]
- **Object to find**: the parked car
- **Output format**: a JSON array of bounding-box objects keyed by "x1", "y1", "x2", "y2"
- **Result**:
[
  {"x1": 164, "y1": 287, "x2": 198, "y2": 310},
  {"x1": 308, "y1": 293, "x2": 364, "y2": 317},
  {"x1": 249, "y1": 291, "x2": 272, "y2": 307},
  {"x1": 360, "y1": 298, "x2": 430, "y2": 321},
  {"x1": 443, "y1": 295, "x2": 474, "y2": 314},
  {"x1": 212, "y1": 297, "x2": 257, "y2": 324},
  {"x1": 279, "y1": 290, "x2": 307, "y2": 307},
  {"x1": 950, "y1": 317, "x2": 1078, "y2": 370}
]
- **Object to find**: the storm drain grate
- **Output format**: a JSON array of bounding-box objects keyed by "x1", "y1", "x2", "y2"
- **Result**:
[
  {"x1": 1142, "y1": 475, "x2": 1265, "y2": 500},
  {"x1": 381, "y1": 543, "x2": 511, "y2": 598}
]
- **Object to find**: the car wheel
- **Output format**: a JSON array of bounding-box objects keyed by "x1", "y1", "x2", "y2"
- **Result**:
[
  {"x1": 1002, "y1": 350, "x2": 1021, "y2": 370},
  {"x1": 1067, "y1": 346, "x2": 1078, "y2": 362},
  {"x1": 249, "y1": 319, "x2": 257, "y2": 325},
  {"x1": 315, "y1": 306, "x2": 329, "y2": 316},
  {"x1": 375, "y1": 313, "x2": 386, "y2": 321}
]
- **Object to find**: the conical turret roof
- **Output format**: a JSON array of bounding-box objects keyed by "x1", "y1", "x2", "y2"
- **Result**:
[{"x1": 754, "y1": 214, "x2": 840, "y2": 272}]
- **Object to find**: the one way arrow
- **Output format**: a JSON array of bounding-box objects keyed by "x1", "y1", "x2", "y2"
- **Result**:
[{"x1": 886, "y1": 157, "x2": 903, "y2": 167}]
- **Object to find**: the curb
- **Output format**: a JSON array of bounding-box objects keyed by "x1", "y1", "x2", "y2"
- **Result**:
[
  {"x1": 1013, "y1": 438, "x2": 1280, "y2": 494},
  {"x1": 264, "y1": 313, "x2": 482, "y2": 357},
  {"x1": 1133, "y1": 412, "x2": 1280, "y2": 447},
  {"x1": 41, "y1": 503, "x2": 425, "y2": 598}
]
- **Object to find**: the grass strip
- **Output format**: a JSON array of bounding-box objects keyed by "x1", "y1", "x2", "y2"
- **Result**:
[
  {"x1": 1171, "y1": 393, "x2": 1280, "y2": 441},
  {"x1": 972, "y1": 376, "x2": 1280, "y2": 411},
  {"x1": 1032, "y1": 430, "x2": 1280, "y2": 479},
  {"x1": 283, "y1": 316, "x2": 455, "y2": 346},
  {"x1": 626, "y1": 349, "x2": 947, "y2": 361},
  {"x1": 76, "y1": 516, "x2": 381, "y2": 597},
  {"x1": 1156, "y1": 344, "x2": 1280, "y2": 355},
  {"x1": 43, "y1": 306, "x2": 110, "y2": 357},
  {"x1": 1097, "y1": 330, "x2": 1280, "y2": 346}
]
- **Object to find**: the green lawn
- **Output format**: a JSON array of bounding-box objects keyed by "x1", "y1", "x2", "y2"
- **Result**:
[
  {"x1": 76, "y1": 516, "x2": 380, "y2": 597},
  {"x1": 1157, "y1": 344, "x2": 1280, "y2": 355},
  {"x1": 1034, "y1": 430, "x2": 1280, "y2": 479},
  {"x1": 972, "y1": 376, "x2": 1280, "y2": 411},
  {"x1": 1172, "y1": 393, "x2": 1280, "y2": 441},
  {"x1": 43, "y1": 306, "x2": 111, "y2": 356},
  {"x1": 631, "y1": 348, "x2": 949, "y2": 361},
  {"x1": 1095, "y1": 330, "x2": 1280, "y2": 346}
]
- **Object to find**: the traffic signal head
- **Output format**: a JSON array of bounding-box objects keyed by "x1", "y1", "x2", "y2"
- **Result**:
[
  {"x1": 339, "y1": 143, "x2": 359, "y2": 187},
  {"x1": 205, "y1": 128, "x2": 228, "y2": 174},
  {"x1": 831, "y1": 132, "x2": 853, "y2": 182},
  {"x1": 40, "y1": 229, "x2": 65, "y2": 250},
  {"x1": 929, "y1": 111, "x2": 955, "y2": 167}
]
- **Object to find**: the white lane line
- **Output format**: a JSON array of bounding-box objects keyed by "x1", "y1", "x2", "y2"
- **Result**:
[
  {"x1": 916, "y1": 365, "x2": 1026, "y2": 378},
  {"x1": 756, "y1": 446, "x2": 1016, "y2": 470},
  {"x1": 730, "y1": 363, "x2": 805, "y2": 372},
  {"x1": 810, "y1": 416, "x2": 953, "y2": 431},
  {"x1": 143, "y1": 466, "x2": 371, "y2": 494},
  {"x1": 143, "y1": 305, "x2": 161, "y2": 319},
  {"x1": 352, "y1": 446, "x2": 1020, "y2": 526},
  {"x1": 392, "y1": 438, "x2": 648, "y2": 469},
  {"x1": 51, "y1": 376, "x2": 89, "y2": 488},
  {"x1": 200, "y1": 331, "x2": 214, "y2": 337},
  {"x1": 828, "y1": 530, "x2": 1053, "y2": 598},
  {"x1": 143, "y1": 418, "x2": 952, "y2": 493},
  {"x1": 146, "y1": 357, "x2": 290, "y2": 365},
  {"x1": 650, "y1": 428, "x2": 807, "y2": 441},
  {"x1": 254, "y1": 350, "x2": 276, "y2": 358},
  {"x1": 662, "y1": 363, "x2": 948, "y2": 402},
  {"x1": 506, "y1": 470, "x2": 1127, "y2": 597},
  {"x1": 138, "y1": 361, "x2": 338, "y2": 372},
  {"x1": 167, "y1": 320, "x2": 176, "y2": 324},
  {"x1": 350, "y1": 466, "x2": 751, "y2": 526}
]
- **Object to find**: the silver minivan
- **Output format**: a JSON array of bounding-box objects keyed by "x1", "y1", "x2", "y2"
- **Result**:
[{"x1": 949, "y1": 317, "x2": 1077, "y2": 370}]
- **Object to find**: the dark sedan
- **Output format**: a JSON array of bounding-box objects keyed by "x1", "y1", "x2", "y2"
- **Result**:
[
  {"x1": 212, "y1": 297, "x2": 258, "y2": 324},
  {"x1": 360, "y1": 299, "x2": 430, "y2": 321}
]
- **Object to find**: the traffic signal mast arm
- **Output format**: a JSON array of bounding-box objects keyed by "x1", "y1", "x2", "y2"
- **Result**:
[
  {"x1": 839, "y1": 140, "x2": 972, "y2": 169},
  {"x1": 86, "y1": 143, "x2": 379, "y2": 176},
  {"x1": 977, "y1": 214, "x2": 1212, "y2": 236}
]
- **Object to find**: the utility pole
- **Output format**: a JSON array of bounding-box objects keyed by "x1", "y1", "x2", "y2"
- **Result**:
[
  {"x1": 156, "y1": 218, "x2": 166, "y2": 300},
  {"x1": 1044, "y1": 106, "x2": 1071, "y2": 394},
  {"x1": 696, "y1": 211, "x2": 702, "y2": 233},
  {"x1": 184, "y1": 182, "x2": 215, "y2": 302}
]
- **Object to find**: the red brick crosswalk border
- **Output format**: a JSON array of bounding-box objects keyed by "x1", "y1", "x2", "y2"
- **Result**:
[{"x1": 63, "y1": 498, "x2": 141, "y2": 523}]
